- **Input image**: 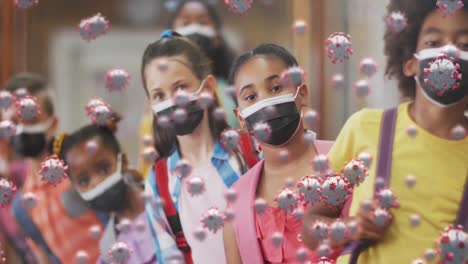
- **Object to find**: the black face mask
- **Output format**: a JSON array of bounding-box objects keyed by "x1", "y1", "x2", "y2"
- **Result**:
[
  {"x1": 242, "y1": 92, "x2": 301, "y2": 146},
  {"x1": 86, "y1": 179, "x2": 128, "y2": 212},
  {"x1": 12, "y1": 132, "x2": 47, "y2": 158},
  {"x1": 157, "y1": 100, "x2": 204, "y2": 136},
  {"x1": 415, "y1": 46, "x2": 468, "y2": 107}
]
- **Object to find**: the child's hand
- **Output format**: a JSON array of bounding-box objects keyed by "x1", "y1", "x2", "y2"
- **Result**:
[{"x1": 350, "y1": 200, "x2": 393, "y2": 241}]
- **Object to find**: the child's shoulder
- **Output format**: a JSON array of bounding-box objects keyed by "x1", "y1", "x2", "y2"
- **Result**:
[{"x1": 345, "y1": 107, "x2": 384, "y2": 129}]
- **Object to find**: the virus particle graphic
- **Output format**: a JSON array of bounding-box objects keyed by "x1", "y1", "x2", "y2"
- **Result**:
[
  {"x1": 376, "y1": 188, "x2": 399, "y2": 209},
  {"x1": 292, "y1": 207, "x2": 304, "y2": 220},
  {"x1": 284, "y1": 177, "x2": 295, "y2": 188},
  {"x1": 141, "y1": 134, "x2": 153, "y2": 147},
  {"x1": 21, "y1": 192, "x2": 38, "y2": 210},
  {"x1": 164, "y1": 0, "x2": 179, "y2": 12},
  {"x1": 225, "y1": 0, "x2": 253, "y2": 15},
  {"x1": 271, "y1": 232, "x2": 283, "y2": 247},
  {"x1": 405, "y1": 175, "x2": 417, "y2": 189},
  {"x1": 142, "y1": 147, "x2": 158, "y2": 164},
  {"x1": 198, "y1": 92, "x2": 214, "y2": 110},
  {"x1": 220, "y1": 129, "x2": 240, "y2": 150},
  {"x1": 353, "y1": 79, "x2": 371, "y2": 98},
  {"x1": 275, "y1": 188, "x2": 298, "y2": 213},
  {"x1": 309, "y1": 221, "x2": 329, "y2": 241},
  {"x1": 373, "y1": 208, "x2": 392, "y2": 228},
  {"x1": 409, "y1": 214, "x2": 421, "y2": 227},
  {"x1": 442, "y1": 45, "x2": 461, "y2": 60},
  {"x1": 422, "y1": 57, "x2": 462, "y2": 95},
  {"x1": 14, "y1": 0, "x2": 38, "y2": 10},
  {"x1": 325, "y1": 32, "x2": 354, "y2": 64},
  {"x1": 172, "y1": 108, "x2": 188, "y2": 124},
  {"x1": 317, "y1": 243, "x2": 331, "y2": 258},
  {"x1": 174, "y1": 159, "x2": 192, "y2": 178},
  {"x1": 316, "y1": 257, "x2": 334, "y2": 264},
  {"x1": 330, "y1": 220, "x2": 348, "y2": 242},
  {"x1": 88, "y1": 225, "x2": 102, "y2": 239},
  {"x1": 0, "y1": 246, "x2": 5, "y2": 264},
  {"x1": 39, "y1": 156, "x2": 68, "y2": 186},
  {"x1": 406, "y1": 125, "x2": 419, "y2": 138},
  {"x1": 281, "y1": 66, "x2": 305, "y2": 88},
  {"x1": 321, "y1": 174, "x2": 351, "y2": 208},
  {"x1": 292, "y1": 20, "x2": 307, "y2": 35},
  {"x1": 224, "y1": 188, "x2": 238, "y2": 204},
  {"x1": 303, "y1": 130, "x2": 315, "y2": 145},
  {"x1": 0, "y1": 91, "x2": 13, "y2": 110},
  {"x1": 386, "y1": 11, "x2": 408, "y2": 33},
  {"x1": 436, "y1": 225, "x2": 468, "y2": 264},
  {"x1": 193, "y1": 227, "x2": 207, "y2": 242},
  {"x1": 78, "y1": 13, "x2": 110, "y2": 42},
  {"x1": 116, "y1": 218, "x2": 132, "y2": 234},
  {"x1": 296, "y1": 247, "x2": 308, "y2": 262},
  {"x1": 75, "y1": 250, "x2": 89, "y2": 264},
  {"x1": 213, "y1": 107, "x2": 227, "y2": 121},
  {"x1": 0, "y1": 178, "x2": 16, "y2": 207},
  {"x1": 425, "y1": 248, "x2": 437, "y2": 262},
  {"x1": 85, "y1": 140, "x2": 98, "y2": 155},
  {"x1": 252, "y1": 122, "x2": 272, "y2": 143},
  {"x1": 187, "y1": 176, "x2": 205, "y2": 196},
  {"x1": 312, "y1": 155, "x2": 330, "y2": 174},
  {"x1": 347, "y1": 220, "x2": 358, "y2": 237},
  {"x1": 16, "y1": 96, "x2": 41, "y2": 122},
  {"x1": 14, "y1": 88, "x2": 28, "y2": 99},
  {"x1": 297, "y1": 175, "x2": 322, "y2": 205},
  {"x1": 359, "y1": 58, "x2": 378, "y2": 78},
  {"x1": 135, "y1": 220, "x2": 146, "y2": 233},
  {"x1": 451, "y1": 125, "x2": 466, "y2": 140},
  {"x1": 304, "y1": 110, "x2": 319, "y2": 128},
  {"x1": 108, "y1": 241, "x2": 131, "y2": 264},
  {"x1": 173, "y1": 91, "x2": 191, "y2": 108},
  {"x1": 0, "y1": 120, "x2": 16, "y2": 141},
  {"x1": 88, "y1": 104, "x2": 114, "y2": 127},
  {"x1": 225, "y1": 207, "x2": 235, "y2": 222},
  {"x1": 375, "y1": 177, "x2": 386, "y2": 190},
  {"x1": 411, "y1": 259, "x2": 424, "y2": 264},
  {"x1": 254, "y1": 198, "x2": 267, "y2": 215},
  {"x1": 332, "y1": 74, "x2": 345, "y2": 90},
  {"x1": 201, "y1": 207, "x2": 224, "y2": 233},
  {"x1": 360, "y1": 199, "x2": 373, "y2": 211},
  {"x1": 279, "y1": 150, "x2": 289, "y2": 161},
  {"x1": 85, "y1": 97, "x2": 107, "y2": 115},
  {"x1": 436, "y1": 0, "x2": 464, "y2": 16},
  {"x1": 157, "y1": 115, "x2": 171, "y2": 128},
  {"x1": 342, "y1": 159, "x2": 368, "y2": 186},
  {"x1": 105, "y1": 69, "x2": 130, "y2": 92},
  {"x1": 357, "y1": 152, "x2": 373, "y2": 168}
]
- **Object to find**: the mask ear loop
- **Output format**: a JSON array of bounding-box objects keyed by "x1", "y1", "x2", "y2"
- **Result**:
[{"x1": 193, "y1": 78, "x2": 207, "y2": 97}]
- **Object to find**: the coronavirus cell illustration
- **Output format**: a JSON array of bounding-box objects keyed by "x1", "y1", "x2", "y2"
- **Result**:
[
  {"x1": 174, "y1": 159, "x2": 192, "y2": 178},
  {"x1": 304, "y1": 110, "x2": 319, "y2": 128},
  {"x1": 89, "y1": 225, "x2": 102, "y2": 239},
  {"x1": 359, "y1": 58, "x2": 378, "y2": 78},
  {"x1": 198, "y1": 92, "x2": 214, "y2": 109},
  {"x1": 38, "y1": 156, "x2": 68, "y2": 186},
  {"x1": 325, "y1": 32, "x2": 354, "y2": 64},
  {"x1": 376, "y1": 188, "x2": 399, "y2": 209},
  {"x1": 436, "y1": 225, "x2": 468, "y2": 264},
  {"x1": 187, "y1": 176, "x2": 205, "y2": 196},
  {"x1": 21, "y1": 192, "x2": 38, "y2": 210},
  {"x1": 451, "y1": 125, "x2": 466, "y2": 140},
  {"x1": 353, "y1": 79, "x2": 371, "y2": 98},
  {"x1": 0, "y1": 91, "x2": 13, "y2": 110},
  {"x1": 321, "y1": 174, "x2": 351, "y2": 208},
  {"x1": 357, "y1": 152, "x2": 373, "y2": 168},
  {"x1": 330, "y1": 220, "x2": 348, "y2": 242},
  {"x1": 275, "y1": 188, "x2": 298, "y2": 213},
  {"x1": 0, "y1": 178, "x2": 16, "y2": 207},
  {"x1": 422, "y1": 57, "x2": 462, "y2": 95},
  {"x1": 281, "y1": 66, "x2": 305, "y2": 88},
  {"x1": 271, "y1": 232, "x2": 283, "y2": 247},
  {"x1": 386, "y1": 11, "x2": 408, "y2": 33},
  {"x1": 312, "y1": 154, "x2": 330, "y2": 174},
  {"x1": 292, "y1": 20, "x2": 307, "y2": 34},
  {"x1": 225, "y1": 0, "x2": 253, "y2": 15},
  {"x1": 332, "y1": 74, "x2": 345, "y2": 90},
  {"x1": 172, "y1": 108, "x2": 188, "y2": 124},
  {"x1": 75, "y1": 250, "x2": 89, "y2": 264},
  {"x1": 85, "y1": 97, "x2": 107, "y2": 115},
  {"x1": 254, "y1": 198, "x2": 267, "y2": 215},
  {"x1": 309, "y1": 221, "x2": 329, "y2": 241},
  {"x1": 201, "y1": 207, "x2": 225, "y2": 233},
  {"x1": 436, "y1": 0, "x2": 464, "y2": 16},
  {"x1": 0, "y1": 120, "x2": 16, "y2": 141},
  {"x1": 342, "y1": 159, "x2": 368, "y2": 186},
  {"x1": 14, "y1": 0, "x2": 38, "y2": 10},
  {"x1": 220, "y1": 129, "x2": 240, "y2": 150},
  {"x1": 373, "y1": 208, "x2": 392, "y2": 228},
  {"x1": 224, "y1": 188, "x2": 238, "y2": 204},
  {"x1": 193, "y1": 227, "x2": 207, "y2": 242},
  {"x1": 108, "y1": 241, "x2": 131, "y2": 264},
  {"x1": 16, "y1": 96, "x2": 41, "y2": 122},
  {"x1": 297, "y1": 175, "x2": 322, "y2": 205},
  {"x1": 88, "y1": 104, "x2": 114, "y2": 127},
  {"x1": 78, "y1": 13, "x2": 110, "y2": 42},
  {"x1": 252, "y1": 122, "x2": 272, "y2": 143},
  {"x1": 142, "y1": 147, "x2": 159, "y2": 164},
  {"x1": 173, "y1": 91, "x2": 191, "y2": 108},
  {"x1": 105, "y1": 69, "x2": 130, "y2": 92}
]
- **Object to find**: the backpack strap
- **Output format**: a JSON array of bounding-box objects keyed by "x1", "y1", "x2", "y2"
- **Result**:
[
  {"x1": 455, "y1": 177, "x2": 468, "y2": 228},
  {"x1": 348, "y1": 107, "x2": 398, "y2": 264},
  {"x1": 154, "y1": 160, "x2": 193, "y2": 264},
  {"x1": 239, "y1": 131, "x2": 259, "y2": 168}
]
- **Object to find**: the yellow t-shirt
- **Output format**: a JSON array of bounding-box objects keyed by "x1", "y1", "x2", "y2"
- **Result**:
[
  {"x1": 329, "y1": 102, "x2": 468, "y2": 264},
  {"x1": 138, "y1": 110, "x2": 154, "y2": 179}
]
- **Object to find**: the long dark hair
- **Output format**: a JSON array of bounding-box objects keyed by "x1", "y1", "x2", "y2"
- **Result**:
[
  {"x1": 169, "y1": 0, "x2": 236, "y2": 80},
  {"x1": 141, "y1": 33, "x2": 229, "y2": 159}
]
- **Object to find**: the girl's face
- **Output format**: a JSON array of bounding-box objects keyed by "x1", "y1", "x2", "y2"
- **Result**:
[
  {"x1": 66, "y1": 138, "x2": 120, "y2": 193},
  {"x1": 173, "y1": 2, "x2": 216, "y2": 29},
  {"x1": 234, "y1": 56, "x2": 308, "y2": 129},
  {"x1": 145, "y1": 56, "x2": 212, "y2": 107}
]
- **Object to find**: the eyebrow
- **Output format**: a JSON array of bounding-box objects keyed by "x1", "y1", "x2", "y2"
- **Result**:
[
  {"x1": 150, "y1": 79, "x2": 186, "y2": 93},
  {"x1": 422, "y1": 27, "x2": 443, "y2": 35},
  {"x1": 456, "y1": 29, "x2": 468, "y2": 36},
  {"x1": 238, "y1": 74, "x2": 280, "y2": 95}
]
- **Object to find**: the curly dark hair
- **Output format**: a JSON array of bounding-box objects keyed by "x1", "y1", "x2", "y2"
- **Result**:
[{"x1": 384, "y1": 0, "x2": 468, "y2": 99}]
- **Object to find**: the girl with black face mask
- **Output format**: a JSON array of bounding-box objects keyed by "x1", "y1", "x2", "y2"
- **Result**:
[
  {"x1": 57, "y1": 120, "x2": 156, "y2": 264},
  {"x1": 223, "y1": 44, "x2": 336, "y2": 264},
  {"x1": 142, "y1": 31, "x2": 256, "y2": 264}
]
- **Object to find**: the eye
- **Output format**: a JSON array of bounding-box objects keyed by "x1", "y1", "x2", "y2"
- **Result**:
[
  {"x1": 98, "y1": 164, "x2": 110, "y2": 175},
  {"x1": 152, "y1": 92, "x2": 164, "y2": 102},
  {"x1": 423, "y1": 40, "x2": 440, "y2": 47},
  {"x1": 175, "y1": 84, "x2": 187, "y2": 91},
  {"x1": 244, "y1": 94, "x2": 256, "y2": 101},
  {"x1": 77, "y1": 176, "x2": 89, "y2": 187},
  {"x1": 271, "y1": 85, "x2": 283, "y2": 93},
  {"x1": 456, "y1": 42, "x2": 468, "y2": 51}
]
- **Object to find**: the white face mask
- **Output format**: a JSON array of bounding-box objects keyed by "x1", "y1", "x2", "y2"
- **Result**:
[
  {"x1": 175, "y1": 24, "x2": 217, "y2": 38},
  {"x1": 78, "y1": 153, "x2": 123, "y2": 201},
  {"x1": 15, "y1": 118, "x2": 54, "y2": 135},
  {"x1": 151, "y1": 79, "x2": 207, "y2": 115}
]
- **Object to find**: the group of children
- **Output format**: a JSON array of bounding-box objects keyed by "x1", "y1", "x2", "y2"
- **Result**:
[{"x1": 1, "y1": 0, "x2": 467, "y2": 263}]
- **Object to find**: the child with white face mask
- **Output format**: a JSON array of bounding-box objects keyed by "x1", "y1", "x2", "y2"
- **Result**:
[
  {"x1": 57, "y1": 120, "x2": 156, "y2": 264},
  {"x1": 223, "y1": 43, "x2": 336, "y2": 264},
  {"x1": 302, "y1": 1, "x2": 468, "y2": 263}
]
